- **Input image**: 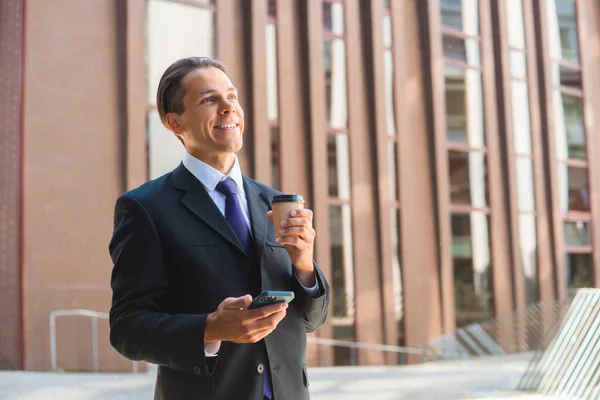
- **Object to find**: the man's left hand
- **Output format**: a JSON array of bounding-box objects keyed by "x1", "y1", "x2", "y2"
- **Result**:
[{"x1": 267, "y1": 209, "x2": 316, "y2": 287}]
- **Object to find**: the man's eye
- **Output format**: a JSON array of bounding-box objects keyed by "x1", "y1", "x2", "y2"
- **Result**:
[
  {"x1": 202, "y1": 97, "x2": 215, "y2": 104},
  {"x1": 228, "y1": 95, "x2": 237, "y2": 100}
]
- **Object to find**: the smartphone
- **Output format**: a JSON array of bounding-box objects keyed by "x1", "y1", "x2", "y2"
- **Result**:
[{"x1": 248, "y1": 291, "x2": 295, "y2": 309}]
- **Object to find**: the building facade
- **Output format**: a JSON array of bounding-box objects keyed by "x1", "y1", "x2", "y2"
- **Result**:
[{"x1": 1, "y1": 0, "x2": 600, "y2": 371}]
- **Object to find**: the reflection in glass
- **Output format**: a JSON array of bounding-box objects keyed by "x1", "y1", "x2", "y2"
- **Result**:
[
  {"x1": 509, "y1": 51, "x2": 527, "y2": 79},
  {"x1": 440, "y1": 0, "x2": 480, "y2": 36},
  {"x1": 546, "y1": 0, "x2": 580, "y2": 63},
  {"x1": 147, "y1": 110, "x2": 185, "y2": 179},
  {"x1": 383, "y1": 15, "x2": 392, "y2": 48},
  {"x1": 553, "y1": 91, "x2": 586, "y2": 160},
  {"x1": 324, "y1": 39, "x2": 348, "y2": 129},
  {"x1": 147, "y1": 0, "x2": 215, "y2": 103},
  {"x1": 516, "y1": 157, "x2": 535, "y2": 212},
  {"x1": 388, "y1": 141, "x2": 397, "y2": 201},
  {"x1": 323, "y1": 2, "x2": 344, "y2": 35},
  {"x1": 266, "y1": 23, "x2": 279, "y2": 120},
  {"x1": 442, "y1": 35, "x2": 481, "y2": 66},
  {"x1": 564, "y1": 221, "x2": 589, "y2": 247},
  {"x1": 445, "y1": 66, "x2": 485, "y2": 146},
  {"x1": 327, "y1": 134, "x2": 351, "y2": 200},
  {"x1": 519, "y1": 214, "x2": 538, "y2": 304},
  {"x1": 551, "y1": 63, "x2": 581, "y2": 90},
  {"x1": 448, "y1": 151, "x2": 488, "y2": 208},
  {"x1": 504, "y1": 0, "x2": 526, "y2": 49},
  {"x1": 511, "y1": 80, "x2": 532, "y2": 155},
  {"x1": 557, "y1": 165, "x2": 589, "y2": 212},
  {"x1": 271, "y1": 126, "x2": 280, "y2": 190},
  {"x1": 452, "y1": 213, "x2": 493, "y2": 327},
  {"x1": 330, "y1": 204, "x2": 355, "y2": 322},
  {"x1": 384, "y1": 50, "x2": 395, "y2": 135},
  {"x1": 566, "y1": 253, "x2": 593, "y2": 297}
]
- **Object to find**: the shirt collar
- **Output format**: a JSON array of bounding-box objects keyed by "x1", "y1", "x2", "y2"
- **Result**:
[{"x1": 182, "y1": 152, "x2": 245, "y2": 194}]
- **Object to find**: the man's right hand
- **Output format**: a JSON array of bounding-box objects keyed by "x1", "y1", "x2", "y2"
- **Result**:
[{"x1": 204, "y1": 295, "x2": 288, "y2": 344}]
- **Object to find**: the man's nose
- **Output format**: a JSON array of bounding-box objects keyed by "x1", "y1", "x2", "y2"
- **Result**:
[{"x1": 219, "y1": 99, "x2": 235, "y2": 114}]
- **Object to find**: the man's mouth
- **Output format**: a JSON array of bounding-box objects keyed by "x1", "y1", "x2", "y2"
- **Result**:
[{"x1": 215, "y1": 123, "x2": 239, "y2": 129}]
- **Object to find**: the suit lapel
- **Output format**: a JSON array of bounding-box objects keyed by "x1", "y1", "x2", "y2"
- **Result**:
[
  {"x1": 243, "y1": 176, "x2": 269, "y2": 263},
  {"x1": 173, "y1": 164, "x2": 248, "y2": 257}
]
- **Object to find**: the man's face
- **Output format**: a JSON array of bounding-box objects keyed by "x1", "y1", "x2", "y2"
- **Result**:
[{"x1": 173, "y1": 67, "x2": 244, "y2": 159}]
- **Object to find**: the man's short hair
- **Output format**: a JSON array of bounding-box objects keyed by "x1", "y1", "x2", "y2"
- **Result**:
[{"x1": 156, "y1": 57, "x2": 228, "y2": 127}]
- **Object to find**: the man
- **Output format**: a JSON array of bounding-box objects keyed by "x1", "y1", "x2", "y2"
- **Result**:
[{"x1": 108, "y1": 56, "x2": 330, "y2": 400}]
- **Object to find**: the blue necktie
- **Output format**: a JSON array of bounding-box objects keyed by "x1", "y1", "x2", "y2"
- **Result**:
[{"x1": 215, "y1": 178, "x2": 273, "y2": 399}]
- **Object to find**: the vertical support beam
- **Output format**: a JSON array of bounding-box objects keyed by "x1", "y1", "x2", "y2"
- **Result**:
[
  {"x1": 249, "y1": 0, "x2": 271, "y2": 184},
  {"x1": 578, "y1": 0, "x2": 600, "y2": 289},
  {"x1": 344, "y1": 0, "x2": 384, "y2": 365},
  {"x1": 217, "y1": 0, "x2": 252, "y2": 175},
  {"x1": 534, "y1": 0, "x2": 565, "y2": 299},
  {"x1": 0, "y1": 0, "x2": 25, "y2": 370},
  {"x1": 480, "y1": 0, "x2": 513, "y2": 320},
  {"x1": 277, "y1": 0, "x2": 309, "y2": 198},
  {"x1": 397, "y1": 0, "x2": 443, "y2": 350},
  {"x1": 302, "y1": 0, "x2": 333, "y2": 366},
  {"x1": 367, "y1": 0, "x2": 396, "y2": 364},
  {"x1": 125, "y1": 0, "x2": 148, "y2": 190}
]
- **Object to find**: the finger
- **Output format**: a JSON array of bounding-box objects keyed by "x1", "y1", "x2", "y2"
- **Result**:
[
  {"x1": 266, "y1": 210, "x2": 273, "y2": 223},
  {"x1": 222, "y1": 294, "x2": 253, "y2": 310},
  {"x1": 277, "y1": 236, "x2": 307, "y2": 248},
  {"x1": 288, "y1": 209, "x2": 313, "y2": 221},
  {"x1": 246, "y1": 302, "x2": 289, "y2": 321},
  {"x1": 278, "y1": 226, "x2": 313, "y2": 238},
  {"x1": 280, "y1": 217, "x2": 311, "y2": 228},
  {"x1": 248, "y1": 309, "x2": 287, "y2": 333}
]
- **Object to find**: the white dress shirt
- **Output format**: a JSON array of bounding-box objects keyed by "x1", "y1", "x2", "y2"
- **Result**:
[{"x1": 182, "y1": 152, "x2": 319, "y2": 356}]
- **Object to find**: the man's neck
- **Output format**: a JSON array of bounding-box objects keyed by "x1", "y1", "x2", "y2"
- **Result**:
[{"x1": 189, "y1": 151, "x2": 235, "y2": 175}]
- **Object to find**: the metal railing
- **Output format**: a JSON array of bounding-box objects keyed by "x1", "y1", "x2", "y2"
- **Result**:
[
  {"x1": 517, "y1": 289, "x2": 600, "y2": 399},
  {"x1": 49, "y1": 309, "x2": 139, "y2": 373}
]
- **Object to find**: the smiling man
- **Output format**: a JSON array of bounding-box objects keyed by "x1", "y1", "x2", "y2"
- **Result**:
[{"x1": 108, "y1": 57, "x2": 329, "y2": 400}]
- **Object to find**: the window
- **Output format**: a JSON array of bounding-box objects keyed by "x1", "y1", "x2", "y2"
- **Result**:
[{"x1": 266, "y1": 0, "x2": 281, "y2": 189}]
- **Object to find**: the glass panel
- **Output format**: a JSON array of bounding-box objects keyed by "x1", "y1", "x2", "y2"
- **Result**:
[
  {"x1": 448, "y1": 151, "x2": 489, "y2": 208},
  {"x1": 452, "y1": 212, "x2": 493, "y2": 327},
  {"x1": 266, "y1": 23, "x2": 279, "y2": 120},
  {"x1": 445, "y1": 66, "x2": 485, "y2": 146},
  {"x1": 271, "y1": 126, "x2": 280, "y2": 190},
  {"x1": 388, "y1": 140, "x2": 397, "y2": 201},
  {"x1": 383, "y1": 15, "x2": 392, "y2": 48},
  {"x1": 504, "y1": 0, "x2": 526, "y2": 49},
  {"x1": 516, "y1": 157, "x2": 535, "y2": 212},
  {"x1": 557, "y1": 165, "x2": 589, "y2": 212},
  {"x1": 147, "y1": 109, "x2": 185, "y2": 179},
  {"x1": 442, "y1": 35, "x2": 481, "y2": 66},
  {"x1": 546, "y1": 0, "x2": 580, "y2": 63},
  {"x1": 324, "y1": 38, "x2": 348, "y2": 129},
  {"x1": 384, "y1": 0, "x2": 390, "y2": 9},
  {"x1": 147, "y1": 1, "x2": 215, "y2": 104},
  {"x1": 330, "y1": 204, "x2": 355, "y2": 323},
  {"x1": 511, "y1": 81, "x2": 532, "y2": 155},
  {"x1": 390, "y1": 208, "x2": 403, "y2": 333},
  {"x1": 566, "y1": 253, "x2": 593, "y2": 297},
  {"x1": 323, "y1": 2, "x2": 344, "y2": 35},
  {"x1": 509, "y1": 51, "x2": 527, "y2": 79},
  {"x1": 440, "y1": 0, "x2": 480, "y2": 36},
  {"x1": 384, "y1": 50, "x2": 396, "y2": 135},
  {"x1": 551, "y1": 63, "x2": 582, "y2": 90},
  {"x1": 553, "y1": 91, "x2": 586, "y2": 160},
  {"x1": 327, "y1": 133, "x2": 351, "y2": 200},
  {"x1": 268, "y1": 0, "x2": 276, "y2": 18},
  {"x1": 519, "y1": 214, "x2": 538, "y2": 304},
  {"x1": 564, "y1": 220, "x2": 590, "y2": 247}
]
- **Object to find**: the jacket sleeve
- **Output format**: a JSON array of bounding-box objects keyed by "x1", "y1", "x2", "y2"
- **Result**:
[
  {"x1": 108, "y1": 194, "x2": 216, "y2": 376},
  {"x1": 292, "y1": 261, "x2": 330, "y2": 333}
]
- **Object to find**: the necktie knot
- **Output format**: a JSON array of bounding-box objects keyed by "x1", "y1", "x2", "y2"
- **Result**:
[{"x1": 216, "y1": 178, "x2": 238, "y2": 197}]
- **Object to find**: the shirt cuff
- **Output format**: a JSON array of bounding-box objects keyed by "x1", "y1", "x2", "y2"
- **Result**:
[
  {"x1": 296, "y1": 271, "x2": 320, "y2": 297},
  {"x1": 204, "y1": 341, "x2": 221, "y2": 357}
]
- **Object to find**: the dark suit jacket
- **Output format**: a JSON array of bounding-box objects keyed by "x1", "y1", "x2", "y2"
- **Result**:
[{"x1": 108, "y1": 163, "x2": 329, "y2": 400}]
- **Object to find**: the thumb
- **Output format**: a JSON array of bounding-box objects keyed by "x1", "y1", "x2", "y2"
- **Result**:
[
  {"x1": 266, "y1": 210, "x2": 273, "y2": 223},
  {"x1": 221, "y1": 294, "x2": 253, "y2": 310}
]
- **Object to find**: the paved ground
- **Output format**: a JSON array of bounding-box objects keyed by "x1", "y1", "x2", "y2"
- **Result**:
[{"x1": 0, "y1": 353, "x2": 560, "y2": 400}]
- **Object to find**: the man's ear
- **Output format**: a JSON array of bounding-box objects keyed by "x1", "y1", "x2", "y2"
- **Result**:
[{"x1": 165, "y1": 113, "x2": 185, "y2": 138}]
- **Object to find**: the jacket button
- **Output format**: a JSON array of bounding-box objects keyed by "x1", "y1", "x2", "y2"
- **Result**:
[
  {"x1": 193, "y1": 365, "x2": 202, "y2": 375},
  {"x1": 257, "y1": 364, "x2": 265, "y2": 374}
]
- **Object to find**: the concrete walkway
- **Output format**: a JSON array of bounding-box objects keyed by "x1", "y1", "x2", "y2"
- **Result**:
[{"x1": 0, "y1": 353, "x2": 561, "y2": 400}]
